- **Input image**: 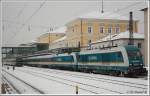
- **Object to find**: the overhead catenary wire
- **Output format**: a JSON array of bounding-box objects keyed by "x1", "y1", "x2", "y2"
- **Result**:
[
  {"x1": 68, "y1": 1, "x2": 146, "y2": 45},
  {"x1": 4, "y1": 1, "x2": 146, "y2": 45},
  {"x1": 99, "y1": 2, "x2": 143, "y2": 19},
  {"x1": 5, "y1": 0, "x2": 47, "y2": 44},
  {"x1": 101, "y1": 0, "x2": 104, "y2": 13},
  {"x1": 14, "y1": 2, "x2": 28, "y2": 19},
  {"x1": 2, "y1": 20, "x2": 55, "y2": 29}
]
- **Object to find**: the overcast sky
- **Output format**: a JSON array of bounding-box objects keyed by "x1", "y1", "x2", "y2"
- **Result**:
[{"x1": 1, "y1": 0, "x2": 148, "y2": 46}]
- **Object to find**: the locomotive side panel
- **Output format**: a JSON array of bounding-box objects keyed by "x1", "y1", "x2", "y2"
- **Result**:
[{"x1": 77, "y1": 51, "x2": 128, "y2": 74}]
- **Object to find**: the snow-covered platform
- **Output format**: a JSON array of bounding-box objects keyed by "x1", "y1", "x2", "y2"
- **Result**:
[{"x1": 2, "y1": 66, "x2": 148, "y2": 95}]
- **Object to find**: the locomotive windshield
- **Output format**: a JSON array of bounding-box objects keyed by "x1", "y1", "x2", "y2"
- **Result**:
[
  {"x1": 127, "y1": 51, "x2": 141, "y2": 57},
  {"x1": 127, "y1": 50, "x2": 143, "y2": 65}
]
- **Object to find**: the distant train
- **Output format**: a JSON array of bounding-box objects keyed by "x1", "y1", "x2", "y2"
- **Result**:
[{"x1": 17, "y1": 45, "x2": 147, "y2": 76}]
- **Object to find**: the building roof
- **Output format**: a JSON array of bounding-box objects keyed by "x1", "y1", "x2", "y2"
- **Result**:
[
  {"x1": 92, "y1": 31, "x2": 144, "y2": 44},
  {"x1": 50, "y1": 26, "x2": 66, "y2": 33},
  {"x1": 78, "y1": 11, "x2": 129, "y2": 20},
  {"x1": 38, "y1": 26, "x2": 66, "y2": 38},
  {"x1": 66, "y1": 11, "x2": 138, "y2": 26},
  {"x1": 52, "y1": 36, "x2": 67, "y2": 43}
]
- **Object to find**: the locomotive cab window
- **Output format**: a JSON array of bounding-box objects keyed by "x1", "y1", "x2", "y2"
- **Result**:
[
  {"x1": 116, "y1": 52, "x2": 124, "y2": 62},
  {"x1": 127, "y1": 51, "x2": 141, "y2": 58}
]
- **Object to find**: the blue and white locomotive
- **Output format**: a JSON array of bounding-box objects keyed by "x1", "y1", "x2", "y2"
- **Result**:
[{"x1": 20, "y1": 45, "x2": 147, "y2": 76}]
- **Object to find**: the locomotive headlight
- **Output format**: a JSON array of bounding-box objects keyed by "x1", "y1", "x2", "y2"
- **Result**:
[
  {"x1": 129, "y1": 64, "x2": 132, "y2": 66},
  {"x1": 129, "y1": 64, "x2": 131, "y2": 67}
]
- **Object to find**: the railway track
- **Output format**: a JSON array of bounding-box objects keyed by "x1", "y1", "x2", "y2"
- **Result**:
[
  {"x1": 25, "y1": 67, "x2": 147, "y2": 90},
  {"x1": 2, "y1": 75, "x2": 20, "y2": 94},
  {"x1": 3, "y1": 68, "x2": 99, "y2": 94},
  {"x1": 2, "y1": 69, "x2": 45, "y2": 94},
  {"x1": 16, "y1": 69, "x2": 103, "y2": 94},
  {"x1": 44, "y1": 70, "x2": 147, "y2": 89},
  {"x1": 17, "y1": 68, "x2": 126, "y2": 94},
  {"x1": 3, "y1": 67, "x2": 147, "y2": 94}
]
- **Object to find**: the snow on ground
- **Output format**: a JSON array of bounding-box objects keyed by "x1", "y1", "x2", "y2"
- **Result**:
[
  {"x1": 3, "y1": 71, "x2": 40, "y2": 94},
  {"x1": 2, "y1": 66, "x2": 93, "y2": 94},
  {"x1": 2, "y1": 66, "x2": 148, "y2": 95}
]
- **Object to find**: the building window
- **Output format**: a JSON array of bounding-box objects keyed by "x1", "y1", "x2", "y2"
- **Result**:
[
  {"x1": 78, "y1": 41, "x2": 80, "y2": 48},
  {"x1": 72, "y1": 28, "x2": 74, "y2": 32},
  {"x1": 100, "y1": 26, "x2": 104, "y2": 33},
  {"x1": 115, "y1": 27, "x2": 120, "y2": 33},
  {"x1": 138, "y1": 43, "x2": 142, "y2": 48},
  {"x1": 108, "y1": 27, "x2": 112, "y2": 33},
  {"x1": 88, "y1": 26, "x2": 92, "y2": 33}
]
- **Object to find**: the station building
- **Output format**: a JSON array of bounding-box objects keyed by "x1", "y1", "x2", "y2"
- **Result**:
[
  {"x1": 2, "y1": 46, "x2": 37, "y2": 66},
  {"x1": 65, "y1": 11, "x2": 138, "y2": 48},
  {"x1": 37, "y1": 27, "x2": 66, "y2": 45},
  {"x1": 21, "y1": 43, "x2": 49, "y2": 51},
  {"x1": 49, "y1": 36, "x2": 67, "y2": 50}
]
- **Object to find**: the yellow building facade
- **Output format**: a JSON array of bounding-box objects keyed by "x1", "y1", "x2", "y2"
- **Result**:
[
  {"x1": 37, "y1": 12, "x2": 139, "y2": 50},
  {"x1": 37, "y1": 33, "x2": 65, "y2": 44},
  {"x1": 37, "y1": 27, "x2": 66, "y2": 49},
  {"x1": 66, "y1": 18, "x2": 138, "y2": 48}
]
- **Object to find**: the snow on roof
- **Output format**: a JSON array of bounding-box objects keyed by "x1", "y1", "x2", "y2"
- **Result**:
[
  {"x1": 38, "y1": 26, "x2": 66, "y2": 38},
  {"x1": 78, "y1": 11, "x2": 130, "y2": 20},
  {"x1": 92, "y1": 31, "x2": 144, "y2": 44},
  {"x1": 50, "y1": 26, "x2": 66, "y2": 33},
  {"x1": 30, "y1": 39, "x2": 37, "y2": 43},
  {"x1": 66, "y1": 11, "x2": 138, "y2": 26},
  {"x1": 52, "y1": 36, "x2": 67, "y2": 43}
]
